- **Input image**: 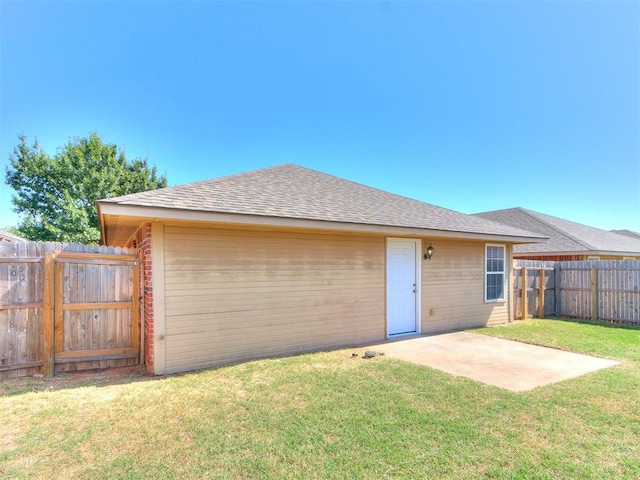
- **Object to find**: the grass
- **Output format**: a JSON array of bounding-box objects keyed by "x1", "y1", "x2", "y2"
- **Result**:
[
  {"x1": 477, "y1": 317, "x2": 640, "y2": 362},
  {"x1": 1, "y1": 318, "x2": 639, "y2": 479}
]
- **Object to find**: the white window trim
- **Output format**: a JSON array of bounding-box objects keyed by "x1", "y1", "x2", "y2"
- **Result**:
[{"x1": 485, "y1": 244, "x2": 506, "y2": 303}]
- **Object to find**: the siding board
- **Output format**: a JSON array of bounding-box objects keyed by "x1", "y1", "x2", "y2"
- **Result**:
[{"x1": 162, "y1": 225, "x2": 386, "y2": 372}]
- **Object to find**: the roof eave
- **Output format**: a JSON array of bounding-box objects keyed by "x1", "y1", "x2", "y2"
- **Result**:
[
  {"x1": 515, "y1": 250, "x2": 640, "y2": 257},
  {"x1": 592, "y1": 250, "x2": 640, "y2": 257},
  {"x1": 98, "y1": 202, "x2": 548, "y2": 244}
]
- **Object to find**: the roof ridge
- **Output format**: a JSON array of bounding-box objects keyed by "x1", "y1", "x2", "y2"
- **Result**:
[
  {"x1": 292, "y1": 164, "x2": 452, "y2": 210},
  {"x1": 471, "y1": 208, "x2": 545, "y2": 239},
  {"x1": 612, "y1": 229, "x2": 640, "y2": 239},
  {"x1": 295, "y1": 167, "x2": 537, "y2": 226},
  {"x1": 247, "y1": 164, "x2": 483, "y2": 217},
  {"x1": 517, "y1": 208, "x2": 595, "y2": 250}
]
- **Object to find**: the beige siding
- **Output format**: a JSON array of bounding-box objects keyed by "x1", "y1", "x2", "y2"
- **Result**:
[
  {"x1": 162, "y1": 224, "x2": 385, "y2": 373},
  {"x1": 157, "y1": 223, "x2": 513, "y2": 374},
  {"x1": 421, "y1": 240, "x2": 509, "y2": 333}
]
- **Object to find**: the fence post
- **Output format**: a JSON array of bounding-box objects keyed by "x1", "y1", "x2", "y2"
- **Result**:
[
  {"x1": 521, "y1": 267, "x2": 527, "y2": 319},
  {"x1": 132, "y1": 263, "x2": 140, "y2": 350},
  {"x1": 42, "y1": 253, "x2": 55, "y2": 377},
  {"x1": 555, "y1": 264, "x2": 562, "y2": 316},
  {"x1": 538, "y1": 269, "x2": 545, "y2": 318},
  {"x1": 591, "y1": 267, "x2": 598, "y2": 321},
  {"x1": 54, "y1": 261, "x2": 64, "y2": 357}
]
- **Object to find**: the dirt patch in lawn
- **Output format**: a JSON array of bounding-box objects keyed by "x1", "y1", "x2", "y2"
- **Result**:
[{"x1": 0, "y1": 366, "x2": 149, "y2": 396}]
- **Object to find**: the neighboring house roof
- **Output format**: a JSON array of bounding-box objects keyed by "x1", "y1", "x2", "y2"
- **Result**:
[
  {"x1": 0, "y1": 230, "x2": 26, "y2": 242},
  {"x1": 611, "y1": 229, "x2": 640, "y2": 240},
  {"x1": 474, "y1": 208, "x2": 640, "y2": 257},
  {"x1": 98, "y1": 164, "x2": 546, "y2": 246}
]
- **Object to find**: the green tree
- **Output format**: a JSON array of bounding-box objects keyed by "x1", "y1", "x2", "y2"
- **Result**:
[{"x1": 5, "y1": 133, "x2": 167, "y2": 243}]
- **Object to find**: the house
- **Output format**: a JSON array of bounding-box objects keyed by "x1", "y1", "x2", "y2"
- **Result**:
[
  {"x1": 474, "y1": 208, "x2": 640, "y2": 261},
  {"x1": 0, "y1": 230, "x2": 26, "y2": 243},
  {"x1": 97, "y1": 164, "x2": 544, "y2": 375}
]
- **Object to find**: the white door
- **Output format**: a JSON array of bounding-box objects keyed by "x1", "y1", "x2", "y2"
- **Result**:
[{"x1": 387, "y1": 239, "x2": 419, "y2": 336}]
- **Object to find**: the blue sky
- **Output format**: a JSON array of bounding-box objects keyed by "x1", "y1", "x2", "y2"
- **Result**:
[{"x1": 1, "y1": 0, "x2": 639, "y2": 233}]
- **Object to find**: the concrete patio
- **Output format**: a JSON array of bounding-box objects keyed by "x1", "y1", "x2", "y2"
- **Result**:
[{"x1": 365, "y1": 331, "x2": 619, "y2": 392}]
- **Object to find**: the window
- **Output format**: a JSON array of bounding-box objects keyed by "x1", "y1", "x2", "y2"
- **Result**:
[{"x1": 485, "y1": 245, "x2": 505, "y2": 302}]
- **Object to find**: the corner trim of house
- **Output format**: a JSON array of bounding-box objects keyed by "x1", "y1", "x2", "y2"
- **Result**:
[
  {"x1": 151, "y1": 222, "x2": 166, "y2": 375},
  {"x1": 507, "y1": 243, "x2": 514, "y2": 322}
]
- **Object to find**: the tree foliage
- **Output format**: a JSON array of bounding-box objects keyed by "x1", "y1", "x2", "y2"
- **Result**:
[{"x1": 5, "y1": 133, "x2": 167, "y2": 243}]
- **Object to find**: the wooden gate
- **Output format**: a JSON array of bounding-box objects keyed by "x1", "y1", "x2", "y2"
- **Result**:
[{"x1": 1, "y1": 242, "x2": 139, "y2": 378}]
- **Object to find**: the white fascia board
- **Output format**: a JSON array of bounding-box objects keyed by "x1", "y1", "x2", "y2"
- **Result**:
[
  {"x1": 592, "y1": 250, "x2": 640, "y2": 257},
  {"x1": 97, "y1": 203, "x2": 548, "y2": 244},
  {"x1": 515, "y1": 250, "x2": 640, "y2": 257}
]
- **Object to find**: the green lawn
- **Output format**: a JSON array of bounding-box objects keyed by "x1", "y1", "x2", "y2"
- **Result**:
[{"x1": 1, "y1": 318, "x2": 639, "y2": 479}]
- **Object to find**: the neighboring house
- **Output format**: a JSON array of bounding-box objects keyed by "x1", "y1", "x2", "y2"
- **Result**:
[
  {"x1": 474, "y1": 207, "x2": 640, "y2": 261},
  {"x1": 0, "y1": 230, "x2": 26, "y2": 243},
  {"x1": 97, "y1": 164, "x2": 544, "y2": 375}
]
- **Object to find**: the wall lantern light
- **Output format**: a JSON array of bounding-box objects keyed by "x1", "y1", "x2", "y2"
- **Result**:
[{"x1": 424, "y1": 244, "x2": 435, "y2": 261}]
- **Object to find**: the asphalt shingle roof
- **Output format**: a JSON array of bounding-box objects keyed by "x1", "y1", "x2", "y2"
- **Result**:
[
  {"x1": 474, "y1": 208, "x2": 640, "y2": 255},
  {"x1": 100, "y1": 164, "x2": 542, "y2": 239},
  {"x1": 0, "y1": 230, "x2": 26, "y2": 242},
  {"x1": 612, "y1": 229, "x2": 640, "y2": 240}
]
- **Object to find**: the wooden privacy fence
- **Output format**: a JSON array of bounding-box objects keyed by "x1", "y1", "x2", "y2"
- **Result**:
[
  {"x1": 513, "y1": 259, "x2": 640, "y2": 324},
  {"x1": 512, "y1": 260, "x2": 556, "y2": 319},
  {"x1": 0, "y1": 241, "x2": 139, "y2": 379},
  {"x1": 556, "y1": 260, "x2": 640, "y2": 323}
]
